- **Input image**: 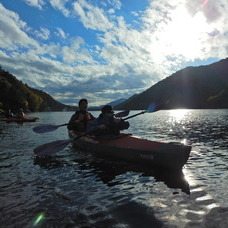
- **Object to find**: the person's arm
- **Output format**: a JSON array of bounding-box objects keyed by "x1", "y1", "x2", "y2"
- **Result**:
[
  {"x1": 119, "y1": 119, "x2": 130, "y2": 130},
  {"x1": 88, "y1": 112, "x2": 95, "y2": 120},
  {"x1": 86, "y1": 118, "x2": 100, "y2": 132},
  {"x1": 109, "y1": 117, "x2": 130, "y2": 130},
  {"x1": 67, "y1": 113, "x2": 80, "y2": 130}
]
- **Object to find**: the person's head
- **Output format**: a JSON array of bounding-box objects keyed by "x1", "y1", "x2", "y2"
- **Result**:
[
  {"x1": 78, "y1": 98, "x2": 88, "y2": 110},
  {"x1": 101, "y1": 105, "x2": 114, "y2": 114}
]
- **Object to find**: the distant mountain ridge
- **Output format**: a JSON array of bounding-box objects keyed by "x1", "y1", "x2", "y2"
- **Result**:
[{"x1": 115, "y1": 58, "x2": 228, "y2": 110}]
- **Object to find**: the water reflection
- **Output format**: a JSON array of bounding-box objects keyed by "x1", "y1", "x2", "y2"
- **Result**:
[
  {"x1": 33, "y1": 156, "x2": 67, "y2": 169},
  {"x1": 33, "y1": 152, "x2": 190, "y2": 195},
  {"x1": 110, "y1": 201, "x2": 164, "y2": 228}
]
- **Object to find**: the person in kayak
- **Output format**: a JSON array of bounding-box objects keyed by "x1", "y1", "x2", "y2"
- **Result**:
[
  {"x1": 87, "y1": 105, "x2": 130, "y2": 137},
  {"x1": 67, "y1": 98, "x2": 95, "y2": 133},
  {"x1": 5, "y1": 109, "x2": 14, "y2": 118},
  {"x1": 16, "y1": 108, "x2": 26, "y2": 119}
]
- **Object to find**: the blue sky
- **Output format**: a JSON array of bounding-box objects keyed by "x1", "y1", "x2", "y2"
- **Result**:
[{"x1": 0, "y1": 0, "x2": 227, "y2": 106}]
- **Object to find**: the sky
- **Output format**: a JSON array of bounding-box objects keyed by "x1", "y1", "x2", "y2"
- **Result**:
[{"x1": 0, "y1": 0, "x2": 227, "y2": 107}]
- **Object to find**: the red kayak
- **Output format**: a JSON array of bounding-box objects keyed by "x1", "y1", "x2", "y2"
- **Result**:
[
  {"x1": 69, "y1": 132, "x2": 191, "y2": 170},
  {"x1": 0, "y1": 117, "x2": 39, "y2": 123}
]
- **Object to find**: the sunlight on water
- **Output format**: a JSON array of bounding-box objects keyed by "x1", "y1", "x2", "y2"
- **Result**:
[
  {"x1": 168, "y1": 109, "x2": 190, "y2": 123},
  {"x1": 183, "y1": 168, "x2": 197, "y2": 189},
  {"x1": 183, "y1": 168, "x2": 220, "y2": 208},
  {"x1": 181, "y1": 138, "x2": 187, "y2": 144},
  {"x1": 166, "y1": 109, "x2": 192, "y2": 142}
]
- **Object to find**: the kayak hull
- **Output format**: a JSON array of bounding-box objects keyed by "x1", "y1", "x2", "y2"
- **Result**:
[
  {"x1": 70, "y1": 132, "x2": 191, "y2": 170},
  {"x1": 0, "y1": 117, "x2": 39, "y2": 123}
]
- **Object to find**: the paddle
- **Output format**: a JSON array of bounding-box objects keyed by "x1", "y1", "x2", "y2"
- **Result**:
[
  {"x1": 34, "y1": 132, "x2": 91, "y2": 156},
  {"x1": 33, "y1": 110, "x2": 130, "y2": 134},
  {"x1": 33, "y1": 104, "x2": 160, "y2": 156},
  {"x1": 123, "y1": 103, "x2": 160, "y2": 120}
]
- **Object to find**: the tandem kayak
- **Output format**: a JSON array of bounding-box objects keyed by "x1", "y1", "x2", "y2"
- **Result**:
[
  {"x1": 69, "y1": 132, "x2": 191, "y2": 170},
  {"x1": 0, "y1": 117, "x2": 39, "y2": 123}
]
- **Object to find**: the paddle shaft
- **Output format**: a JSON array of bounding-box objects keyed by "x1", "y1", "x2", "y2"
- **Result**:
[
  {"x1": 122, "y1": 103, "x2": 163, "y2": 121},
  {"x1": 123, "y1": 111, "x2": 146, "y2": 121}
]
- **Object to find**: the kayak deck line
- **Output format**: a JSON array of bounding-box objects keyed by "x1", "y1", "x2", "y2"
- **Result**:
[{"x1": 69, "y1": 132, "x2": 192, "y2": 170}]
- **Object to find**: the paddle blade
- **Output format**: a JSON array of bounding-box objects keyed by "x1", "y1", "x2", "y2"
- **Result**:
[
  {"x1": 34, "y1": 139, "x2": 72, "y2": 156},
  {"x1": 33, "y1": 125, "x2": 60, "y2": 133},
  {"x1": 115, "y1": 110, "x2": 130, "y2": 118}
]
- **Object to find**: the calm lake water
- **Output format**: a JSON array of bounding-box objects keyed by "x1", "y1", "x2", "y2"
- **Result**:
[{"x1": 0, "y1": 109, "x2": 228, "y2": 228}]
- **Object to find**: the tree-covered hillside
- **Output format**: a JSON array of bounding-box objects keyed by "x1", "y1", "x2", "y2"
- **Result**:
[{"x1": 0, "y1": 67, "x2": 74, "y2": 113}]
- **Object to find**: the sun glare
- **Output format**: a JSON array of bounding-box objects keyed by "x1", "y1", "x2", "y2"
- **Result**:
[
  {"x1": 168, "y1": 109, "x2": 190, "y2": 122},
  {"x1": 158, "y1": 6, "x2": 209, "y2": 59}
]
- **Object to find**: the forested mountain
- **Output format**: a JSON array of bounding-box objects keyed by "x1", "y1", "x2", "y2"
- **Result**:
[
  {"x1": 0, "y1": 67, "x2": 74, "y2": 113},
  {"x1": 115, "y1": 58, "x2": 228, "y2": 110}
]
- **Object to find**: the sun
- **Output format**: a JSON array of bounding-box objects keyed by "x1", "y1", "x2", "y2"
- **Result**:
[{"x1": 157, "y1": 6, "x2": 209, "y2": 59}]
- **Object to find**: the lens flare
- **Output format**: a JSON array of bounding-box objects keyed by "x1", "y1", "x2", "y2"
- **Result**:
[
  {"x1": 33, "y1": 212, "x2": 45, "y2": 226},
  {"x1": 147, "y1": 103, "x2": 157, "y2": 113},
  {"x1": 201, "y1": 0, "x2": 209, "y2": 7}
]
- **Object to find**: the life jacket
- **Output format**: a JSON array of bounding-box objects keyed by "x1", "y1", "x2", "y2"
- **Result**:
[
  {"x1": 75, "y1": 111, "x2": 92, "y2": 132},
  {"x1": 77, "y1": 112, "x2": 92, "y2": 121}
]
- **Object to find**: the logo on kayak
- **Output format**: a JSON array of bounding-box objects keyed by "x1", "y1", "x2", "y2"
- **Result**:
[{"x1": 140, "y1": 153, "x2": 153, "y2": 160}]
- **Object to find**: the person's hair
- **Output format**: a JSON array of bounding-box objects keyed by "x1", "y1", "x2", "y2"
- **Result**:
[
  {"x1": 101, "y1": 105, "x2": 113, "y2": 114},
  {"x1": 78, "y1": 98, "x2": 88, "y2": 106}
]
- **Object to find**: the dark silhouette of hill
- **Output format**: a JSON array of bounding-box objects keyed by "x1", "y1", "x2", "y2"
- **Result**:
[
  {"x1": 107, "y1": 98, "x2": 127, "y2": 107},
  {"x1": 115, "y1": 58, "x2": 228, "y2": 110},
  {"x1": 0, "y1": 67, "x2": 74, "y2": 113}
]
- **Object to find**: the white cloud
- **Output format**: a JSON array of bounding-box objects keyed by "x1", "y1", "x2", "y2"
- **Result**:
[
  {"x1": 72, "y1": 0, "x2": 114, "y2": 31},
  {"x1": 49, "y1": 0, "x2": 70, "y2": 17},
  {"x1": 108, "y1": 8, "x2": 115, "y2": 14},
  {"x1": 35, "y1": 27, "x2": 50, "y2": 40},
  {"x1": 104, "y1": 0, "x2": 121, "y2": 10},
  {"x1": 22, "y1": 0, "x2": 45, "y2": 10},
  {"x1": 55, "y1": 27, "x2": 68, "y2": 39},
  {"x1": 61, "y1": 37, "x2": 95, "y2": 64},
  {"x1": 0, "y1": 3, "x2": 38, "y2": 49}
]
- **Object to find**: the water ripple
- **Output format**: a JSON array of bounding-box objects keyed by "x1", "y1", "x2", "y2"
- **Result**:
[{"x1": 1, "y1": 110, "x2": 228, "y2": 227}]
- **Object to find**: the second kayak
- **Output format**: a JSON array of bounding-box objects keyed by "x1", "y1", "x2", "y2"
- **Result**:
[{"x1": 0, "y1": 117, "x2": 39, "y2": 123}]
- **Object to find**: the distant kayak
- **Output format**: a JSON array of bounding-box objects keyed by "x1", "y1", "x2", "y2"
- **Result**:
[
  {"x1": 69, "y1": 132, "x2": 192, "y2": 170},
  {"x1": 0, "y1": 117, "x2": 39, "y2": 123}
]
